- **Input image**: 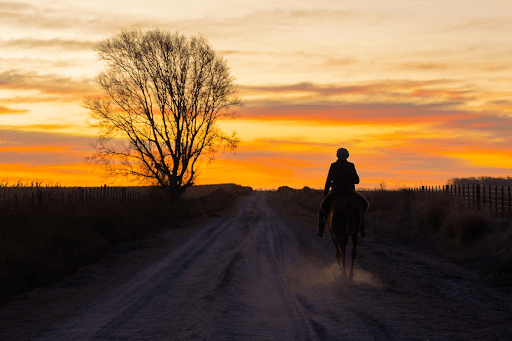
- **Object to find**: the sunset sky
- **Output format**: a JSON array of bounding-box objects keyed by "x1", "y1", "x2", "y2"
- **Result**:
[{"x1": 1, "y1": 0, "x2": 511, "y2": 189}]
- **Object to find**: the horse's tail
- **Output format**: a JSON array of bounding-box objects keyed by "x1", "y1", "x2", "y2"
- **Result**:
[{"x1": 347, "y1": 200, "x2": 356, "y2": 236}]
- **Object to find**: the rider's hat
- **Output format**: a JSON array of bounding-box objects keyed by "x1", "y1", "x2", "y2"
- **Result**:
[{"x1": 337, "y1": 148, "x2": 349, "y2": 159}]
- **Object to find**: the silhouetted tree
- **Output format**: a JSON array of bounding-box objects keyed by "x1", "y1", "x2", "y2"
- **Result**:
[
  {"x1": 448, "y1": 177, "x2": 512, "y2": 186},
  {"x1": 86, "y1": 30, "x2": 240, "y2": 202}
]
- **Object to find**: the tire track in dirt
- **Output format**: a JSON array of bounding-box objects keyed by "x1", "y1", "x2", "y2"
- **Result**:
[{"x1": 32, "y1": 205, "x2": 242, "y2": 340}]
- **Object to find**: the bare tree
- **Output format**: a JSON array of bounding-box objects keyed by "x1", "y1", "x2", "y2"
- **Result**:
[{"x1": 85, "y1": 30, "x2": 240, "y2": 201}]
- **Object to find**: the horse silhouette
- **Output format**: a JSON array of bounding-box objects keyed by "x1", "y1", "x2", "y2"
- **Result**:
[{"x1": 327, "y1": 194, "x2": 363, "y2": 277}]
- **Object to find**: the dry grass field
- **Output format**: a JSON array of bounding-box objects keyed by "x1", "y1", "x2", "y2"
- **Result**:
[
  {"x1": 0, "y1": 183, "x2": 252, "y2": 304},
  {"x1": 268, "y1": 186, "x2": 512, "y2": 288}
]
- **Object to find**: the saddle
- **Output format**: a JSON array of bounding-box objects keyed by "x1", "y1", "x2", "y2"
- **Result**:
[{"x1": 322, "y1": 190, "x2": 367, "y2": 213}]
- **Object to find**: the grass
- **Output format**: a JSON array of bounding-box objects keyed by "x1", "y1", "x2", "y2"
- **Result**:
[
  {"x1": 362, "y1": 189, "x2": 512, "y2": 287},
  {"x1": 0, "y1": 183, "x2": 252, "y2": 305}
]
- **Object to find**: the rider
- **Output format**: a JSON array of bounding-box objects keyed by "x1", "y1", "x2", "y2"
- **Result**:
[{"x1": 316, "y1": 147, "x2": 369, "y2": 237}]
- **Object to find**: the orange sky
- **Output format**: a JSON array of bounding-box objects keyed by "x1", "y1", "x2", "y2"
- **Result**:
[{"x1": 1, "y1": 0, "x2": 512, "y2": 189}]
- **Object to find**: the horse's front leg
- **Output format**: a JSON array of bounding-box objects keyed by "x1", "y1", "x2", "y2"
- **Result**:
[
  {"x1": 335, "y1": 247, "x2": 342, "y2": 271},
  {"x1": 349, "y1": 234, "x2": 358, "y2": 277}
]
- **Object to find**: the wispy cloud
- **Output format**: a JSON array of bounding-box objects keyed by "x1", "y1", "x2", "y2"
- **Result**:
[
  {"x1": 0, "y1": 70, "x2": 99, "y2": 101},
  {"x1": 448, "y1": 17, "x2": 512, "y2": 32},
  {"x1": 238, "y1": 80, "x2": 483, "y2": 119},
  {"x1": 0, "y1": 105, "x2": 27, "y2": 115},
  {"x1": 0, "y1": 128, "x2": 94, "y2": 149},
  {"x1": 240, "y1": 80, "x2": 465, "y2": 98},
  {"x1": 0, "y1": 38, "x2": 97, "y2": 51},
  {"x1": 0, "y1": 1, "x2": 160, "y2": 34}
]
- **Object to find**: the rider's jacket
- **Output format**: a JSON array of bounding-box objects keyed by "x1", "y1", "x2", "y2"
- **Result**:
[{"x1": 324, "y1": 159, "x2": 360, "y2": 197}]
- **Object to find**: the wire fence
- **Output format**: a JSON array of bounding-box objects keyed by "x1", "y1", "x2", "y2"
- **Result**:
[
  {"x1": 0, "y1": 185, "x2": 162, "y2": 216},
  {"x1": 411, "y1": 185, "x2": 511, "y2": 219}
]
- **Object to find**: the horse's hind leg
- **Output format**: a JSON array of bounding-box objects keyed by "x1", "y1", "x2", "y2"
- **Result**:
[
  {"x1": 349, "y1": 234, "x2": 358, "y2": 277},
  {"x1": 335, "y1": 248, "x2": 342, "y2": 271},
  {"x1": 332, "y1": 241, "x2": 342, "y2": 271}
]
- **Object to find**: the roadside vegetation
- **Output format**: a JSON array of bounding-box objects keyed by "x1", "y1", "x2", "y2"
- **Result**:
[
  {"x1": 268, "y1": 186, "x2": 512, "y2": 288},
  {"x1": 0, "y1": 182, "x2": 251, "y2": 305}
]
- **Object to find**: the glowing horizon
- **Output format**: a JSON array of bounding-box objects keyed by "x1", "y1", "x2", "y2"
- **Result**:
[{"x1": 1, "y1": 0, "x2": 511, "y2": 190}]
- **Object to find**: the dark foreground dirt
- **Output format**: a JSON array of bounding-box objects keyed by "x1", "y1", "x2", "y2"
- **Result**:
[{"x1": 1, "y1": 191, "x2": 511, "y2": 340}]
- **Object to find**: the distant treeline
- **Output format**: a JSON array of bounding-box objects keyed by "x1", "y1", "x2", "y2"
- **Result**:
[{"x1": 448, "y1": 177, "x2": 512, "y2": 186}]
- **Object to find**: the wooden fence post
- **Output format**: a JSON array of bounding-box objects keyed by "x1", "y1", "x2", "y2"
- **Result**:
[
  {"x1": 495, "y1": 186, "x2": 498, "y2": 217},
  {"x1": 78, "y1": 187, "x2": 84, "y2": 205},
  {"x1": 501, "y1": 186, "x2": 505, "y2": 218},
  {"x1": 102, "y1": 185, "x2": 106, "y2": 205},
  {"x1": 489, "y1": 186, "x2": 492, "y2": 215},
  {"x1": 508, "y1": 186, "x2": 511, "y2": 219},
  {"x1": 476, "y1": 184, "x2": 480, "y2": 210},
  {"x1": 483, "y1": 185, "x2": 486, "y2": 211},
  {"x1": 508, "y1": 186, "x2": 511, "y2": 218},
  {"x1": 122, "y1": 188, "x2": 126, "y2": 205},
  {"x1": 472, "y1": 185, "x2": 475, "y2": 210}
]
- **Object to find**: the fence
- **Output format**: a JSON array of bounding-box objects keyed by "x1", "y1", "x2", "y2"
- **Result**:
[
  {"x1": 0, "y1": 185, "x2": 162, "y2": 215},
  {"x1": 412, "y1": 185, "x2": 511, "y2": 219}
]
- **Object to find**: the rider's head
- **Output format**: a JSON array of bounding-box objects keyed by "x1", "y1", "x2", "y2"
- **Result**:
[{"x1": 337, "y1": 148, "x2": 349, "y2": 160}]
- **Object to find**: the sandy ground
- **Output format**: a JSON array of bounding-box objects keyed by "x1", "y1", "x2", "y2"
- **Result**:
[{"x1": 2, "y1": 191, "x2": 511, "y2": 340}]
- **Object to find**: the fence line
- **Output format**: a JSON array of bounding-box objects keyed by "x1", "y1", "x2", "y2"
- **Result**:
[
  {"x1": 411, "y1": 185, "x2": 511, "y2": 219},
  {"x1": 0, "y1": 185, "x2": 162, "y2": 215}
]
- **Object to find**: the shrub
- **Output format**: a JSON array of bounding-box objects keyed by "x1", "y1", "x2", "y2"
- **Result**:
[
  {"x1": 417, "y1": 197, "x2": 452, "y2": 232},
  {"x1": 442, "y1": 210, "x2": 489, "y2": 245}
]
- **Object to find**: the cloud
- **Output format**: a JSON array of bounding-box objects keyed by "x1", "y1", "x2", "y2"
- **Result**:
[
  {"x1": 0, "y1": 1, "x2": 31, "y2": 11},
  {"x1": 0, "y1": 38, "x2": 97, "y2": 51},
  {"x1": 0, "y1": 105, "x2": 27, "y2": 115},
  {"x1": 0, "y1": 2, "x2": 390, "y2": 47},
  {"x1": 237, "y1": 80, "x2": 507, "y2": 127},
  {"x1": 324, "y1": 57, "x2": 358, "y2": 67},
  {"x1": 397, "y1": 62, "x2": 450, "y2": 71},
  {"x1": 0, "y1": 128, "x2": 94, "y2": 150},
  {"x1": 0, "y1": 70, "x2": 100, "y2": 101},
  {"x1": 0, "y1": 1, "x2": 161, "y2": 35},
  {"x1": 240, "y1": 79, "x2": 462, "y2": 98},
  {"x1": 448, "y1": 17, "x2": 512, "y2": 32},
  {"x1": 440, "y1": 113, "x2": 512, "y2": 136},
  {"x1": 13, "y1": 124, "x2": 77, "y2": 131}
]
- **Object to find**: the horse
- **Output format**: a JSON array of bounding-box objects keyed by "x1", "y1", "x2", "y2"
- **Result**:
[{"x1": 327, "y1": 194, "x2": 363, "y2": 277}]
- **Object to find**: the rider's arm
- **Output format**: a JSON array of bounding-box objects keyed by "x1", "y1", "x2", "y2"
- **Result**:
[
  {"x1": 324, "y1": 166, "x2": 333, "y2": 197},
  {"x1": 351, "y1": 164, "x2": 360, "y2": 185}
]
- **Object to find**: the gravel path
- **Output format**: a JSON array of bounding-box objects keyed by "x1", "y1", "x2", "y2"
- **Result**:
[{"x1": 20, "y1": 192, "x2": 512, "y2": 340}]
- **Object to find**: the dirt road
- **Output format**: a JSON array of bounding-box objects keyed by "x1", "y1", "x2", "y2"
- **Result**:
[{"x1": 30, "y1": 192, "x2": 511, "y2": 340}]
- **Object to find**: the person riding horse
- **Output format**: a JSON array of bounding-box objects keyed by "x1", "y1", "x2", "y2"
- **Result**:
[{"x1": 316, "y1": 148, "x2": 369, "y2": 237}]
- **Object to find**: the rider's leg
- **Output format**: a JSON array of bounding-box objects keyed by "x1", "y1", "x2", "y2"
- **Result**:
[{"x1": 316, "y1": 193, "x2": 333, "y2": 237}]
